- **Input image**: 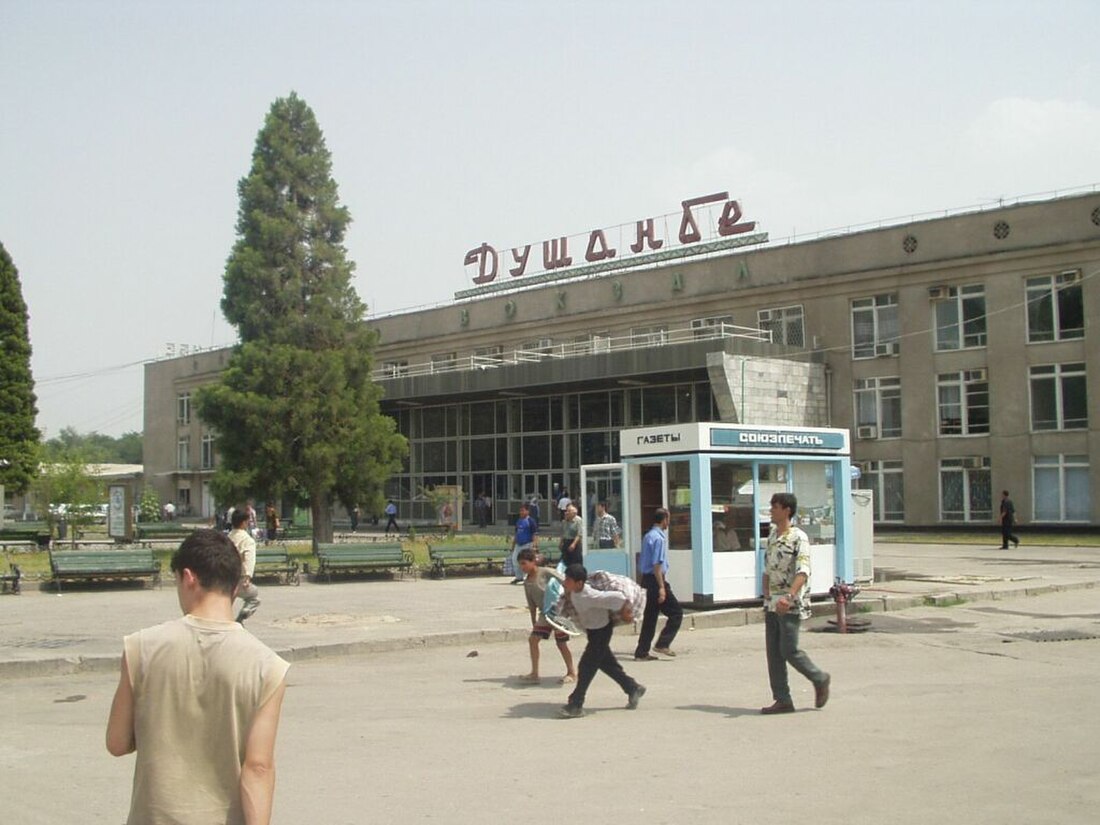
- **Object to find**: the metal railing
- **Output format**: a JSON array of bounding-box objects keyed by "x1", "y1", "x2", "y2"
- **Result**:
[{"x1": 373, "y1": 322, "x2": 769, "y2": 381}]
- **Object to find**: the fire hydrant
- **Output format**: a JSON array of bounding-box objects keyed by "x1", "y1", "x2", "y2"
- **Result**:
[{"x1": 828, "y1": 579, "x2": 862, "y2": 633}]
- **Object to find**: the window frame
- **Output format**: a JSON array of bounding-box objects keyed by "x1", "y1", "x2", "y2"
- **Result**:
[
  {"x1": 853, "y1": 376, "x2": 902, "y2": 439},
  {"x1": 936, "y1": 370, "x2": 990, "y2": 436},
  {"x1": 938, "y1": 457, "x2": 992, "y2": 522},
  {"x1": 850, "y1": 293, "x2": 899, "y2": 359},
  {"x1": 1029, "y1": 362, "x2": 1088, "y2": 431},
  {"x1": 1032, "y1": 454, "x2": 1091, "y2": 522},
  {"x1": 1026, "y1": 271, "x2": 1085, "y2": 343},
  {"x1": 176, "y1": 392, "x2": 191, "y2": 426},
  {"x1": 934, "y1": 284, "x2": 987, "y2": 351},
  {"x1": 758, "y1": 304, "x2": 805, "y2": 348}
]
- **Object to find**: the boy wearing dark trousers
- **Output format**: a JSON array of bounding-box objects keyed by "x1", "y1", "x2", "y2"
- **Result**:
[{"x1": 558, "y1": 564, "x2": 645, "y2": 718}]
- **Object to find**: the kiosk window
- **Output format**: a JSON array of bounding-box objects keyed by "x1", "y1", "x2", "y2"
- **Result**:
[
  {"x1": 790, "y1": 462, "x2": 835, "y2": 544},
  {"x1": 667, "y1": 461, "x2": 693, "y2": 550},
  {"x1": 710, "y1": 461, "x2": 754, "y2": 552}
]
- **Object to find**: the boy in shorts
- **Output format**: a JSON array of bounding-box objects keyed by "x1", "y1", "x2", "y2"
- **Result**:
[{"x1": 517, "y1": 548, "x2": 576, "y2": 684}]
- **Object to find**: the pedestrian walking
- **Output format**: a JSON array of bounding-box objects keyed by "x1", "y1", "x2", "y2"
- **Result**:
[
  {"x1": 760, "y1": 492, "x2": 830, "y2": 714},
  {"x1": 634, "y1": 508, "x2": 683, "y2": 660},
  {"x1": 999, "y1": 490, "x2": 1020, "y2": 549}
]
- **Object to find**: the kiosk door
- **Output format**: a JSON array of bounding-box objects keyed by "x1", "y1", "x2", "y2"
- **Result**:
[{"x1": 580, "y1": 464, "x2": 632, "y2": 576}]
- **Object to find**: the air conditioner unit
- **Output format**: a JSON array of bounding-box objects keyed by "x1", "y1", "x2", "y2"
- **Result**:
[
  {"x1": 1058, "y1": 270, "x2": 1081, "y2": 284},
  {"x1": 960, "y1": 457, "x2": 984, "y2": 469},
  {"x1": 928, "y1": 285, "x2": 950, "y2": 300},
  {"x1": 966, "y1": 368, "x2": 988, "y2": 382},
  {"x1": 856, "y1": 425, "x2": 878, "y2": 440},
  {"x1": 876, "y1": 341, "x2": 899, "y2": 356}
]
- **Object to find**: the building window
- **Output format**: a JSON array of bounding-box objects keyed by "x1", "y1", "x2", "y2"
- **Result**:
[
  {"x1": 937, "y1": 370, "x2": 989, "y2": 435},
  {"x1": 1026, "y1": 271, "x2": 1084, "y2": 343},
  {"x1": 939, "y1": 457, "x2": 992, "y2": 522},
  {"x1": 934, "y1": 284, "x2": 986, "y2": 350},
  {"x1": 472, "y1": 345, "x2": 503, "y2": 366},
  {"x1": 177, "y1": 487, "x2": 191, "y2": 513},
  {"x1": 177, "y1": 392, "x2": 191, "y2": 425},
  {"x1": 691, "y1": 315, "x2": 734, "y2": 339},
  {"x1": 1030, "y1": 363, "x2": 1088, "y2": 431},
  {"x1": 858, "y1": 460, "x2": 905, "y2": 522},
  {"x1": 853, "y1": 377, "x2": 902, "y2": 438},
  {"x1": 429, "y1": 353, "x2": 458, "y2": 373},
  {"x1": 631, "y1": 326, "x2": 667, "y2": 346},
  {"x1": 851, "y1": 294, "x2": 899, "y2": 359},
  {"x1": 201, "y1": 433, "x2": 215, "y2": 470},
  {"x1": 382, "y1": 360, "x2": 408, "y2": 377},
  {"x1": 177, "y1": 436, "x2": 191, "y2": 471},
  {"x1": 1033, "y1": 455, "x2": 1091, "y2": 522},
  {"x1": 758, "y1": 305, "x2": 804, "y2": 347}
]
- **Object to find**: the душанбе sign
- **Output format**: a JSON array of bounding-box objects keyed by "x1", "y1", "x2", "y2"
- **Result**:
[{"x1": 462, "y1": 191, "x2": 765, "y2": 294}]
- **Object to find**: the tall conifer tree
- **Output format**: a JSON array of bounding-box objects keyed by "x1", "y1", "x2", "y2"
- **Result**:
[
  {"x1": 0, "y1": 242, "x2": 40, "y2": 495},
  {"x1": 197, "y1": 93, "x2": 405, "y2": 544}
]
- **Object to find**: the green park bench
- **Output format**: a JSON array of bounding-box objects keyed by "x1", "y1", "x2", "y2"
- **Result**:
[
  {"x1": 134, "y1": 523, "x2": 197, "y2": 545},
  {"x1": 0, "y1": 525, "x2": 50, "y2": 549},
  {"x1": 278, "y1": 522, "x2": 313, "y2": 542},
  {"x1": 427, "y1": 543, "x2": 511, "y2": 579},
  {"x1": 253, "y1": 546, "x2": 301, "y2": 585},
  {"x1": 314, "y1": 542, "x2": 413, "y2": 582},
  {"x1": 49, "y1": 548, "x2": 161, "y2": 591}
]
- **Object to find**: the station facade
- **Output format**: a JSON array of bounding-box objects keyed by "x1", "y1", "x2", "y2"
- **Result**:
[{"x1": 144, "y1": 191, "x2": 1099, "y2": 530}]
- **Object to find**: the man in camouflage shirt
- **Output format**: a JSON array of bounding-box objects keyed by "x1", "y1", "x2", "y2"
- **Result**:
[{"x1": 761, "y1": 492, "x2": 830, "y2": 714}]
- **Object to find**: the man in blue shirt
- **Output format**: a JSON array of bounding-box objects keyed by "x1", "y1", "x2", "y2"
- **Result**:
[
  {"x1": 510, "y1": 503, "x2": 538, "y2": 583},
  {"x1": 634, "y1": 508, "x2": 683, "y2": 660}
]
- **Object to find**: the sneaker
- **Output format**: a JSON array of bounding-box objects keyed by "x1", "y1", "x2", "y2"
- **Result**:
[
  {"x1": 814, "y1": 674, "x2": 831, "y2": 709},
  {"x1": 558, "y1": 704, "x2": 584, "y2": 719},
  {"x1": 654, "y1": 646, "x2": 676, "y2": 657},
  {"x1": 760, "y1": 700, "x2": 795, "y2": 715},
  {"x1": 627, "y1": 684, "x2": 647, "y2": 709},
  {"x1": 634, "y1": 653, "x2": 659, "y2": 661}
]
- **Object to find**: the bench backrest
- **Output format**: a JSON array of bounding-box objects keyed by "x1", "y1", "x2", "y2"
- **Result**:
[
  {"x1": 316, "y1": 543, "x2": 404, "y2": 556},
  {"x1": 51, "y1": 550, "x2": 158, "y2": 571}
]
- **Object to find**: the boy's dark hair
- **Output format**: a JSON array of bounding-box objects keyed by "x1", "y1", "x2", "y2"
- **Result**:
[
  {"x1": 231, "y1": 508, "x2": 250, "y2": 528},
  {"x1": 598, "y1": 500, "x2": 608, "y2": 509},
  {"x1": 564, "y1": 563, "x2": 587, "y2": 583},
  {"x1": 517, "y1": 547, "x2": 537, "y2": 564},
  {"x1": 653, "y1": 507, "x2": 669, "y2": 524},
  {"x1": 518, "y1": 503, "x2": 529, "y2": 512},
  {"x1": 170, "y1": 529, "x2": 242, "y2": 596},
  {"x1": 771, "y1": 492, "x2": 798, "y2": 518}
]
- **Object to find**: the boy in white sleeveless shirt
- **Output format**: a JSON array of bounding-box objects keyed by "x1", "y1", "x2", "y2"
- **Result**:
[{"x1": 107, "y1": 529, "x2": 289, "y2": 825}]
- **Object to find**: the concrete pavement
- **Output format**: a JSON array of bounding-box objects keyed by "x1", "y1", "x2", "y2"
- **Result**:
[
  {"x1": 4, "y1": 584, "x2": 1100, "y2": 824},
  {"x1": 1, "y1": 541, "x2": 1097, "y2": 679}
]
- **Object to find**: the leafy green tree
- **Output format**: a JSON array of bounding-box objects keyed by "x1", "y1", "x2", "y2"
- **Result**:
[
  {"x1": 42, "y1": 427, "x2": 142, "y2": 464},
  {"x1": 35, "y1": 448, "x2": 101, "y2": 541},
  {"x1": 196, "y1": 92, "x2": 406, "y2": 546},
  {"x1": 0, "y1": 242, "x2": 40, "y2": 495},
  {"x1": 138, "y1": 485, "x2": 161, "y2": 523}
]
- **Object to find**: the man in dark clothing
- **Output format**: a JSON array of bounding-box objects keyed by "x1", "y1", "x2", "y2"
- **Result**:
[{"x1": 1000, "y1": 490, "x2": 1020, "y2": 549}]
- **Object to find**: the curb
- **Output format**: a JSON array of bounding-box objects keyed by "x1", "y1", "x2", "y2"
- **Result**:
[{"x1": 3, "y1": 578, "x2": 1097, "y2": 682}]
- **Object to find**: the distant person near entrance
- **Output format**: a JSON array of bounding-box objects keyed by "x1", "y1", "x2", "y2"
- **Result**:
[
  {"x1": 594, "y1": 500, "x2": 620, "y2": 549},
  {"x1": 999, "y1": 490, "x2": 1020, "y2": 549},
  {"x1": 384, "y1": 500, "x2": 399, "y2": 536},
  {"x1": 559, "y1": 503, "x2": 583, "y2": 568},
  {"x1": 761, "y1": 492, "x2": 830, "y2": 715},
  {"x1": 634, "y1": 508, "x2": 683, "y2": 661}
]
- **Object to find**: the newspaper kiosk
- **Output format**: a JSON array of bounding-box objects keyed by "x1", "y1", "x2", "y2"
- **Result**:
[{"x1": 583, "y1": 423, "x2": 853, "y2": 605}]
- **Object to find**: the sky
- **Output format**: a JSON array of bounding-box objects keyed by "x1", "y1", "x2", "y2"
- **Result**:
[{"x1": 1, "y1": 0, "x2": 1097, "y2": 438}]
